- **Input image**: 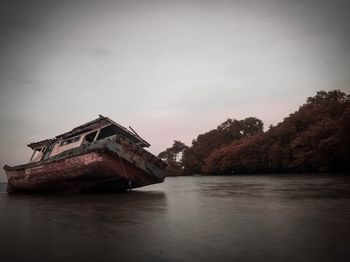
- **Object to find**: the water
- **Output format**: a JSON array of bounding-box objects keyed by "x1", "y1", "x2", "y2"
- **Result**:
[{"x1": 1, "y1": 175, "x2": 350, "y2": 261}]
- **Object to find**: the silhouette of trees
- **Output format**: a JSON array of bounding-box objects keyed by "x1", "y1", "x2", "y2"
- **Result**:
[
  {"x1": 203, "y1": 90, "x2": 350, "y2": 174},
  {"x1": 159, "y1": 90, "x2": 350, "y2": 176},
  {"x1": 182, "y1": 117, "x2": 263, "y2": 175},
  {"x1": 306, "y1": 90, "x2": 349, "y2": 104},
  {"x1": 158, "y1": 140, "x2": 188, "y2": 176}
]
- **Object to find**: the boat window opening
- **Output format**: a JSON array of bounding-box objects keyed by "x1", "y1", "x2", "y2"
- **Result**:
[
  {"x1": 97, "y1": 124, "x2": 139, "y2": 142},
  {"x1": 84, "y1": 131, "x2": 97, "y2": 143},
  {"x1": 42, "y1": 146, "x2": 52, "y2": 160},
  {"x1": 30, "y1": 148, "x2": 44, "y2": 162},
  {"x1": 97, "y1": 125, "x2": 118, "y2": 140},
  {"x1": 60, "y1": 136, "x2": 80, "y2": 146}
]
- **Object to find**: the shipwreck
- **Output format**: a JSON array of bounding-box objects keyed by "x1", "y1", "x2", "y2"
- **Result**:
[{"x1": 3, "y1": 115, "x2": 166, "y2": 193}]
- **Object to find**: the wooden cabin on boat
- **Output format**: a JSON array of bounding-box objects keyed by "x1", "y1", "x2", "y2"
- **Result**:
[{"x1": 27, "y1": 115, "x2": 150, "y2": 163}]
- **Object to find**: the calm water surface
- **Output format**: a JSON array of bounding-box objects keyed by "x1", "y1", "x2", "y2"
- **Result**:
[{"x1": 1, "y1": 175, "x2": 350, "y2": 261}]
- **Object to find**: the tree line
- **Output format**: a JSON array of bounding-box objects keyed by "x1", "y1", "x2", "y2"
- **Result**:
[{"x1": 158, "y1": 90, "x2": 350, "y2": 175}]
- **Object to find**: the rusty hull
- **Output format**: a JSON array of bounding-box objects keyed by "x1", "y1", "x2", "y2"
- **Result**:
[{"x1": 4, "y1": 135, "x2": 166, "y2": 193}]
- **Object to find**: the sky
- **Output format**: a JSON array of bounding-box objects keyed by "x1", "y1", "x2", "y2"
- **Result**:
[{"x1": 0, "y1": 0, "x2": 350, "y2": 182}]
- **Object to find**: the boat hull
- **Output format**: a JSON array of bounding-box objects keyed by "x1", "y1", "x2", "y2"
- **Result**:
[{"x1": 4, "y1": 136, "x2": 166, "y2": 193}]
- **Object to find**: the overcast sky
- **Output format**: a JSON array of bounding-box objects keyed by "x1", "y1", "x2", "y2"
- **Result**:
[{"x1": 1, "y1": 0, "x2": 350, "y2": 182}]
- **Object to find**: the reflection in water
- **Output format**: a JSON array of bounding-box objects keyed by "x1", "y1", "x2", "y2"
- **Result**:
[
  {"x1": 0, "y1": 183, "x2": 6, "y2": 193},
  {"x1": 0, "y1": 191, "x2": 167, "y2": 261},
  {"x1": 1, "y1": 175, "x2": 350, "y2": 261},
  {"x1": 198, "y1": 176, "x2": 350, "y2": 199}
]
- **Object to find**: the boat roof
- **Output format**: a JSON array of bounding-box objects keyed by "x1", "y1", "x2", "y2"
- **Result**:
[
  {"x1": 27, "y1": 115, "x2": 150, "y2": 149},
  {"x1": 27, "y1": 139, "x2": 55, "y2": 149}
]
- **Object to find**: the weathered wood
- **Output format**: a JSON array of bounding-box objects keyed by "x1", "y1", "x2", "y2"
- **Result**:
[{"x1": 3, "y1": 118, "x2": 166, "y2": 193}]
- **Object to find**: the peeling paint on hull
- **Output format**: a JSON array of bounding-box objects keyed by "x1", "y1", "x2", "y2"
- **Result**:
[{"x1": 4, "y1": 135, "x2": 166, "y2": 193}]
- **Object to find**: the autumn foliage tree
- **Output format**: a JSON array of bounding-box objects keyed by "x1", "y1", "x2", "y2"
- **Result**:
[
  {"x1": 158, "y1": 90, "x2": 350, "y2": 175},
  {"x1": 182, "y1": 117, "x2": 263, "y2": 175},
  {"x1": 203, "y1": 90, "x2": 350, "y2": 174}
]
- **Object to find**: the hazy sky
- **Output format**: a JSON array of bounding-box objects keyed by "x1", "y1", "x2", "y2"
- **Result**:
[{"x1": 1, "y1": 0, "x2": 350, "y2": 182}]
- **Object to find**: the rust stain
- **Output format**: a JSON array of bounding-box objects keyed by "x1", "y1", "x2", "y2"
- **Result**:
[{"x1": 3, "y1": 115, "x2": 166, "y2": 193}]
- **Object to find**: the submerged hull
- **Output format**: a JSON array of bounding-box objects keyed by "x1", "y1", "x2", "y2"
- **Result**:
[{"x1": 4, "y1": 135, "x2": 166, "y2": 193}]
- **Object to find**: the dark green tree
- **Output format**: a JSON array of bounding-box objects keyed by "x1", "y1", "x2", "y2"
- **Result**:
[{"x1": 158, "y1": 140, "x2": 188, "y2": 176}]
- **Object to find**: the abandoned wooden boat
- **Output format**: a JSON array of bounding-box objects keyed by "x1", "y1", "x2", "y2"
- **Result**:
[{"x1": 3, "y1": 115, "x2": 166, "y2": 193}]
